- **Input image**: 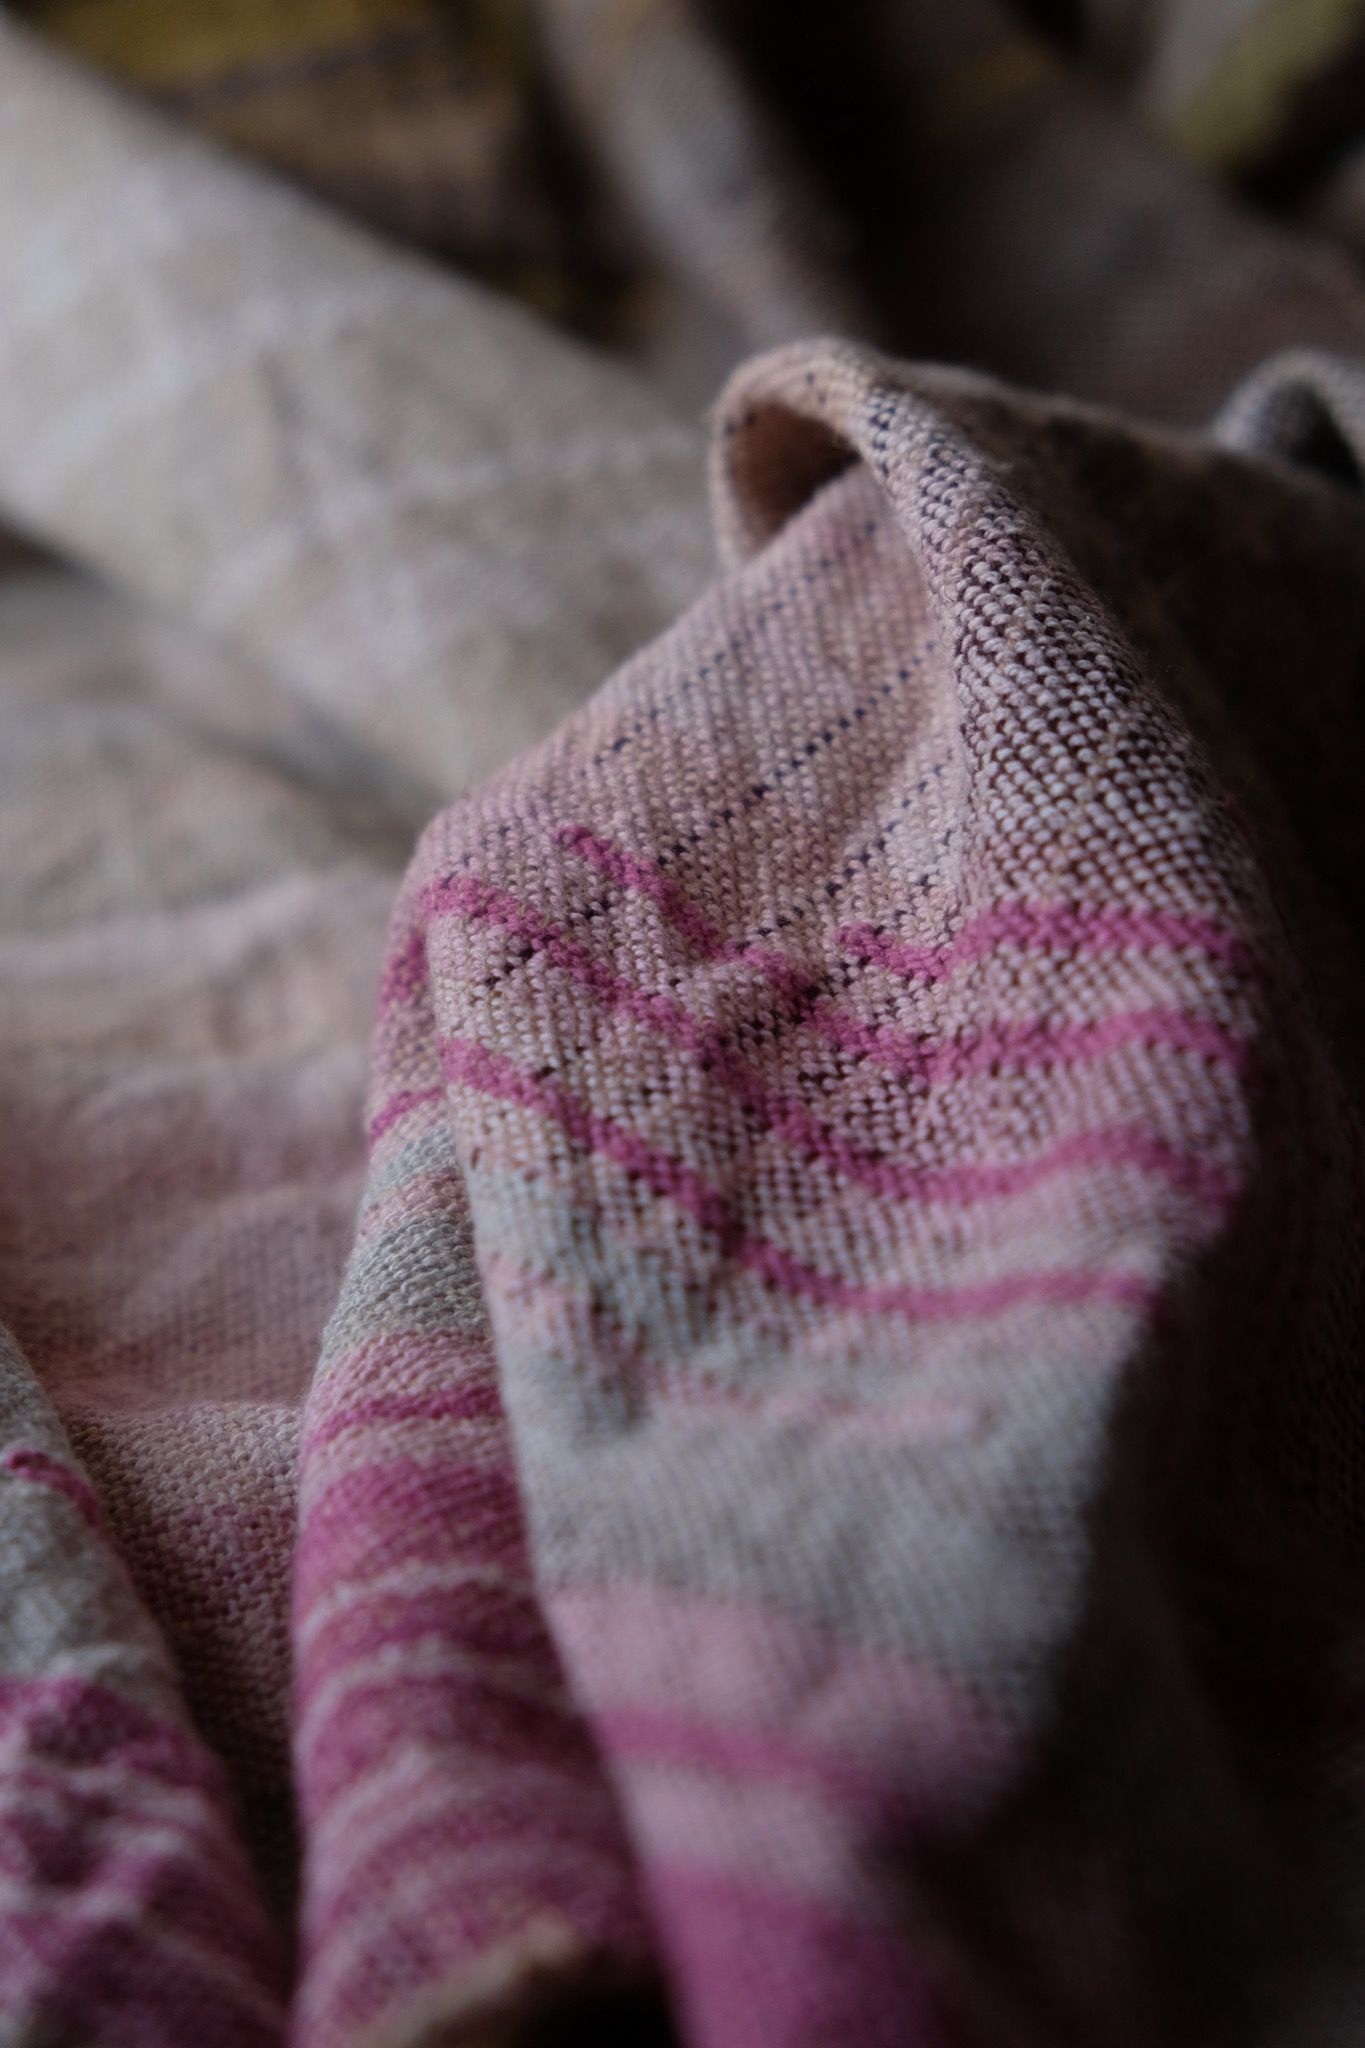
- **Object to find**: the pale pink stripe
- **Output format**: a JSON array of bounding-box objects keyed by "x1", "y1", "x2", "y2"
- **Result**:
[
  {"x1": 623, "y1": 1770, "x2": 890, "y2": 1944},
  {"x1": 296, "y1": 1448, "x2": 524, "y2": 1601},
  {"x1": 431, "y1": 871, "x2": 1238, "y2": 1207},
  {"x1": 839, "y1": 901, "x2": 1257, "y2": 981},
  {"x1": 444, "y1": 1035, "x2": 1151, "y2": 1321},
  {"x1": 598, "y1": 1704, "x2": 891, "y2": 1815},
  {"x1": 1, "y1": 1447, "x2": 104, "y2": 1533},
  {"x1": 663, "y1": 1379, "x2": 987, "y2": 1444},
  {"x1": 553, "y1": 1583, "x2": 1013, "y2": 1789}
]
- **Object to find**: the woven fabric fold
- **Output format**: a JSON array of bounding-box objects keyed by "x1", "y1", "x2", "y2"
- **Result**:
[
  {"x1": 0, "y1": 1326, "x2": 287, "y2": 2043},
  {"x1": 337, "y1": 339, "x2": 1365, "y2": 2044}
]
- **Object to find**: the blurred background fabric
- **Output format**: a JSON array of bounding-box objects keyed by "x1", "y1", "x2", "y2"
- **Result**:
[{"x1": 14, "y1": 0, "x2": 1365, "y2": 405}]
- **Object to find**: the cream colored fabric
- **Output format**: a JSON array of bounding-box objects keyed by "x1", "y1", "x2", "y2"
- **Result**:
[{"x1": 0, "y1": 14, "x2": 712, "y2": 1907}]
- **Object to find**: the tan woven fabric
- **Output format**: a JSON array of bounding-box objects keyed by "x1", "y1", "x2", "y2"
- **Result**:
[{"x1": 0, "y1": 10, "x2": 708, "y2": 1925}]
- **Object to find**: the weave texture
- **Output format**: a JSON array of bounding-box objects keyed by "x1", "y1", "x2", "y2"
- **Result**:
[{"x1": 302, "y1": 340, "x2": 1365, "y2": 2043}]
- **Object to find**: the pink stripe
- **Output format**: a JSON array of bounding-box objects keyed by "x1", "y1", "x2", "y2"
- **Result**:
[
  {"x1": 303, "y1": 1383, "x2": 503, "y2": 1455},
  {"x1": 644, "y1": 1864, "x2": 942, "y2": 2048},
  {"x1": 547, "y1": 829, "x2": 810, "y2": 999},
  {"x1": 598, "y1": 1704, "x2": 891, "y2": 1815},
  {"x1": 814, "y1": 999, "x2": 1250, "y2": 1082},
  {"x1": 376, "y1": 923, "x2": 429, "y2": 1017},
  {"x1": 560, "y1": 819, "x2": 1256, "y2": 986},
  {"x1": 544, "y1": 832, "x2": 1250, "y2": 1076},
  {"x1": 839, "y1": 901, "x2": 1257, "y2": 981},
  {"x1": 306, "y1": 1794, "x2": 628, "y2": 1955},
  {"x1": 433, "y1": 871, "x2": 1239, "y2": 1209},
  {"x1": 552, "y1": 823, "x2": 728, "y2": 954},
  {"x1": 296, "y1": 1454, "x2": 527, "y2": 1606},
  {"x1": 306, "y1": 1854, "x2": 645, "y2": 2044},
  {"x1": 300, "y1": 1671, "x2": 589, "y2": 1813},
  {"x1": 0, "y1": 1915, "x2": 280, "y2": 2048},
  {"x1": 442, "y1": 1036, "x2": 1151, "y2": 1322},
  {"x1": 2, "y1": 1447, "x2": 104, "y2": 1534},
  {"x1": 0, "y1": 1675, "x2": 223, "y2": 1790},
  {"x1": 366, "y1": 1084, "x2": 444, "y2": 1144}
]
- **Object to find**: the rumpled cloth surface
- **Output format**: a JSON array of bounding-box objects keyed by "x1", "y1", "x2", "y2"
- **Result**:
[{"x1": 2, "y1": 7, "x2": 1365, "y2": 2047}]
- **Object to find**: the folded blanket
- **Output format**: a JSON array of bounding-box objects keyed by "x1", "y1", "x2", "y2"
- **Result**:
[{"x1": 3, "y1": 11, "x2": 1365, "y2": 2048}]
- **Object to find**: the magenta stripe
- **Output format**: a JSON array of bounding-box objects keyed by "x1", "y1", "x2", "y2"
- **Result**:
[
  {"x1": 299, "y1": 1671, "x2": 589, "y2": 1811},
  {"x1": 0, "y1": 1914, "x2": 281, "y2": 2048},
  {"x1": 559, "y1": 819, "x2": 1257, "y2": 988},
  {"x1": 303, "y1": 1383, "x2": 503, "y2": 1455},
  {"x1": 376, "y1": 923, "x2": 429, "y2": 1018},
  {"x1": 299, "y1": 1451, "x2": 523, "y2": 1541},
  {"x1": 296, "y1": 1456, "x2": 527, "y2": 1605},
  {"x1": 0, "y1": 1766, "x2": 226, "y2": 1839},
  {"x1": 839, "y1": 901, "x2": 1257, "y2": 980},
  {"x1": 2, "y1": 1447, "x2": 104, "y2": 1534},
  {"x1": 298, "y1": 1584, "x2": 554, "y2": 1704},
  {"x1": 814, "y1": 999, "x2": 1250, "y2": 1082},
  {"x1": 307, "y1": 1794, "x2": 629, "y2": 1953},
  {"x1": 432, "y1": 871, "x2": 1239, "y2": 1209},
  {"x1": 0, "y1": 1676, "x2": 222, "y2": 1789},
  {"x1": 531, "y1": 835, "x2": 1250, "y2": 1077},
  {"x1": 442, "y1": 1036, "x2": 1151, "y2": 1322},
  {"x1": 0, "y1": 1831, "x2": 271, "y2": 1967},
  {"x1": 366, "y1": 1084, "x2": 444, "y2": 1144},
  {"x1": 551, "y1": 823, "x2": 729, "y2": 953}
]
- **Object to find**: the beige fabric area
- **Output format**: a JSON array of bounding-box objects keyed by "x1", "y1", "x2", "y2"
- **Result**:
[{"x1": 0, "y1": 16, "x2": 711, "y2": 1902}]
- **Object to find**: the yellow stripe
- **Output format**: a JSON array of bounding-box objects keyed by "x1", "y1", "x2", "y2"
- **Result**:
[
  {"x1": 1166, "y1": 0, "x2": 1365, "y2": 170},
  {"x1": 32, "y1": 0, "x2": 440, "y2": 88}
]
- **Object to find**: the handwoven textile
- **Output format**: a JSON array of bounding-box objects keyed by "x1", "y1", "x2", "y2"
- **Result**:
[
  {"x1": 308, "y1": 340, "x2": 1365, "y2": 2045},
  {"x1": 0, "y1": 0, "x2": 707, "y2": 1957},
  {"x1": 2, "y1": 5, "x2": 1365, "y2": 2046}
]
